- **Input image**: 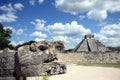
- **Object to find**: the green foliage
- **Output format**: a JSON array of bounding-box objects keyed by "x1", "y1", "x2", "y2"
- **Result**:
[
  {"x1": 8, "y1": 44, "x2": 15, "y2": 50},
  {"x1": 42, "y1": 76, "x2": 49, "y2": 80},
  {"x1": 0, "y1": 23, "x2": 13, "y2": 50}
]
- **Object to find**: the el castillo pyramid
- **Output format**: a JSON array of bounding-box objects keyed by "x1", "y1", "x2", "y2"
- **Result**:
[{"x1": 74, "y1": 35, "x2": 110, "y2": 52}]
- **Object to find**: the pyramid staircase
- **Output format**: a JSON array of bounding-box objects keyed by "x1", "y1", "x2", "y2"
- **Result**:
[{"x1": 74, "y1": 35, "x2": 110, "y2": 52}]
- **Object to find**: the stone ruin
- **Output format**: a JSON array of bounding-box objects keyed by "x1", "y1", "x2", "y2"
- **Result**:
[
  {"x1": 17, "y1": 41, "x2": 66, "y2": 76},
  {"x1": 0, "y1": 48, "x2": 15, "y2": 77},
  {"x1": 50, "y1": 41, "x2": 65, "y2": 52},
  {"x1": 0, "y1": 41, "x2": 66, "y2": 78},
  {"x1": 74, "y1": 35, "x2": 110, "y2": 52}
]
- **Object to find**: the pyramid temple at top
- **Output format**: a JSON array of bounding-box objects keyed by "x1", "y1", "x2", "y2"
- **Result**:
[{"x1": 74, "y1": 35, "x2": 110, "y2": 52}]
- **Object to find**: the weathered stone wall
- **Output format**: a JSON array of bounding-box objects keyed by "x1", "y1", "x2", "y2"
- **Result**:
[
  {"x1": 0, "y1": 41, "x2": 66, "y2": 78},
  {"x1": 17, "y1": 42, "x2": 66, "y2": 77},
  {"x1": 0, "y1": 48, "x2": 15, "y2": 77},
  {"x1": 57, "y1": 51, "x2": 120, "y2": 64},
  {"x1": 0, "y1": 77, "x2": 15, "y2": 80},
  {"x1": 0, "y1": 49, "x2": 16, "y2": 80},
  {"x1": 1, "y1": 47, "x2": 120, "y2": 80}
]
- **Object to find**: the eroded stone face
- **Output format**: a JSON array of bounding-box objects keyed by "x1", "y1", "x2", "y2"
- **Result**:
[
  {"x1": 0, "y1": 41, "x2": 66, "y2": 77},
  {"x1": 17, "y1": 41, "x2": 66, "y2": 76},
  {"x1": 0, "y1": 48, "x2": 15, "y2": 77}
]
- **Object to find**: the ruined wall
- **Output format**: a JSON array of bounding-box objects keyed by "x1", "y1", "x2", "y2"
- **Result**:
[
  {"x1": 0, "y1": 41, "x2": 66, "y2": 78},
  {"x1": 1, "y1": 47, "x2": 120, "y2": 80},
  {"x1": 0, "y1": 49, "x2": 16, "y2": 80},
  {"x1": 0, "y1": 49, "x2": 15, "y2": 77},
  {"x1": 57, "y1": 51, "x2": 120, "y2": 64}
]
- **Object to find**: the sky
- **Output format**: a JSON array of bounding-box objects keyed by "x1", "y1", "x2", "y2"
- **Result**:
[{"x1": 0, "y1": 0, "x2": 120, "y2": 49}]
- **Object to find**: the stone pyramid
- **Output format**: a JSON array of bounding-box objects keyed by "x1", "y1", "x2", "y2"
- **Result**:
[{"x1": 74, "y1": 35, "x2": 110, "y2": 52}]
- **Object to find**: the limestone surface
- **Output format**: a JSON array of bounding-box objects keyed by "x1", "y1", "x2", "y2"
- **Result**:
[{"x1": 17, "y1": 41, "x2": 66, "y2": 76}]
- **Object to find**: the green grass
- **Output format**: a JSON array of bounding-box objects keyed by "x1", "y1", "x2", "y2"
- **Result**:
[
  {"x1": 42, "y1": 76, "x2": 49, "y2": 80},
  {"x1": 77, "y1": 63, "x2": 120, "y2": 68}
]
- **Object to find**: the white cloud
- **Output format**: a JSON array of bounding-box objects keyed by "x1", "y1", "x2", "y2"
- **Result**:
[
  {"x1": 4, "y1": 26, "x2": 16, "y2": 33},
  {"x1": 16, "y1": 29, "x2": 24, "y2": 35},
  {"x1": 0, "y1": 3, "x2": 14, "y2": 12},
  {"x1": 35, "y1": 38, "x2": 45, "y2": 41},
  {"x1": 48, "y1": 21, "x2": 91, "y2": 36},
  {"x1": 10, "y1": 41, "x2": 17, "y2": 46},
  {"x1": 55, "y1": 0, "x2": 93, "y2": 15},
  {"x1": 14, "y1": 3, "x2": 24, "y2": 11},
  {"x1": 4, "y1": 26, "x2": 24, "y2": 35},
  {"x1": 97, "y1": 22, "x2": 108, "y2": 27},
  {"x1": 10, "y1": 40, "x2": 24, "y2": 46},
  {"x1": 0, "y1": 3, "x2": 24, "y2": 22},
  {"x1": 18, "y1": 41, "x2": 25, "y2": 45},
  {"x1": 79, "y1": 15, "x2": 86, "y2": 20},
  {"x1": 53, "y1": 36, "x2": 82, "y2": 49},
  {"x1": 30, "y1": 19, "x2": 46, "y2": 30},
  {"x1": 30, "y1": 20, "x2": 90, "y2": 49},
  {"x1": 47, "y1": 21, "x2": 91, "y2": 49},
  {"x1": 54, "y1": 0, "x2": 120, "y2": 20},
  {"x1": 30, "y1": 31, "x2": 47, "y2": 38},
  {"x1": 87, "y1": 10, "x2": 107, "y2": 20},
  {"x1": 0, "y1": 13, "x2": 18, "y2": 22},
  {"x1": 29, "y1": 0, "x2": 36, "y2": 6},
  {"x1": 96, "y1": 23, "x2": 120, "y2": 47},
  {"x1": 38, "y1": 0, "x2": 44, "y2": 4},
  {"x1": 29, "y1": 0, "x2": 44, "y2": 5}
]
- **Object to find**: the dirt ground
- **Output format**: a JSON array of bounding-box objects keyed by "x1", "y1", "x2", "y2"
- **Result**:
[
  {"x1": 26, "y1": 64, "x2": 120, "y2": 80},
  {"x1": 49, "y1": 64, "x2": 120, "y2": 80}
]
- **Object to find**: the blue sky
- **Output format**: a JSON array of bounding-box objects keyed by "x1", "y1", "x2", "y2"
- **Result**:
[{"x1": 0, "y1": 0, "x2": 120, "y2": 49}]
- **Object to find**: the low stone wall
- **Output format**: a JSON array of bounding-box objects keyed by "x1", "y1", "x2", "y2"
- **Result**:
[
  {"x1": 0, "y1": 77, "x2": 15, "y2": 80},
  {"x1": 57, "y1": 51, "x2": 120, "y2": 64}
]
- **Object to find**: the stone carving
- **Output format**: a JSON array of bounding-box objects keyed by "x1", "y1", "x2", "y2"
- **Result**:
[
  {"x1": 17, "y1": 41, "x2": 66, "y2": 76},
  {"x1": 0, "y1": 48, "x2": 15, "y2": 77},
  {"x1": 49, "y1": 41, "x2": 65, "y2": 52},
  {"x1": 0, "y1": 41, "x2": 66, "y2": 77}
]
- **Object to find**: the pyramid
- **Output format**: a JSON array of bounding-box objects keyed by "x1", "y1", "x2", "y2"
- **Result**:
[{"x1": 74, "y1": 35, "x2": 110, "y2": 52}]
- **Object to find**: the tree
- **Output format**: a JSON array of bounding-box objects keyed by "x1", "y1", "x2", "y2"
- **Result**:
[{"x1": 0, "y1": 23, "x2": 12, "y2": 50}]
